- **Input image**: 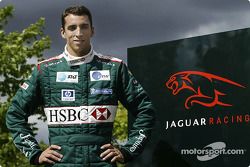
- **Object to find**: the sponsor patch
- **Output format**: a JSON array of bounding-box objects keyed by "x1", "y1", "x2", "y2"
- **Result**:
[
  {"x1": 90, "y1": 88, "x2": 113, "y2": 95},
  {"x1": 90, "y1": 70, "x2": 110, "y2": 81},
  {"x1": 56, "y1": 72, "x2": 78, "y2": 83},
  {"x1": 20, "y1": 83, "x2": 29, "y2": 90},
  {"x1": 68, "y1": 57, "x2": 86, "y2": 65},
  {"x1": 44, "y1": 105, "x2": 117, "y2": 125},
  {"x1": 61, "y1": 89, "x2": 75, "y2": 101},
  {"x1": 129, "y1": 129, "x2": 146, "y2": 152}
]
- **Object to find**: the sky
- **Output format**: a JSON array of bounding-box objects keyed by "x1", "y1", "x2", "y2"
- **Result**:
[
  {"x1": 2, "y1": 0, "x2": 250, "y2": 62},
  {"x1": 1, "y1": 0, "x2": 250, "y2": 143}
]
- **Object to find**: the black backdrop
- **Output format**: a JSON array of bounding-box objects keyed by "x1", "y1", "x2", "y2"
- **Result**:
[{"x1": 127, "y1": 28, "x2": 250, "y2": 167}]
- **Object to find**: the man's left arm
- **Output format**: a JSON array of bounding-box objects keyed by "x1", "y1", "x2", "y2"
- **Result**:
[{"x1": 113, "y1": 62, "x2": 155, "y2": 163}]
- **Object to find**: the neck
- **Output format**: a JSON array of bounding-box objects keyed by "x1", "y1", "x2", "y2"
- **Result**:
[
  {"x1": 66, "y1": 45, "x2": 92, "y2": 59},
  {"x1": 63, "y1": 44, "x2": 95, "y2": 66}
]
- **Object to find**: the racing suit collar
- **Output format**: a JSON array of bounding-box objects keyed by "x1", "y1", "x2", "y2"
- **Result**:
[{"x1": 63, "y1": 44, "x2": 95, "y2": 66}]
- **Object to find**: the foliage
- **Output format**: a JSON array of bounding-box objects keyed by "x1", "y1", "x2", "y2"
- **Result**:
[
  {"x1": 113, "y1": 102, "x2": 128, "y2": 167},
  {"x1": 0, "y1": 5, "x2": 50, "y2": 166},
  {"x1": 0, "y1": 133, "x2": 47, "y2": 167},
  {"x1": 113, "y1": 102, "x2": 128, "y2": 142},
  {"x1": 0, "y1": 6, "x2": 50, "y2": 100}
]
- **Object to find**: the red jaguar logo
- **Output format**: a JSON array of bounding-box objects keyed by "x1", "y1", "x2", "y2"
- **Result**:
[{"x1": 166, "y1": 71, "x2": 245, "y2": 109}]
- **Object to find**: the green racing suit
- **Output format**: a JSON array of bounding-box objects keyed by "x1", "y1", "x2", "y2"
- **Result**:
[{"x1": 6, "y1": 46, "x2": 155, "y2": 166}]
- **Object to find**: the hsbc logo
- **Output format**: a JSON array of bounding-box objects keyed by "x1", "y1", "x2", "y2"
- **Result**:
[
  {"x1": 91, "y1": 108, "x2": 111, "y2": 120},
  {"x1": 44, "y1": 105, "x2": 117, "y2": 125},
  {"x1": 56, "y1": 72, "x2": 78, "y2": 83}
]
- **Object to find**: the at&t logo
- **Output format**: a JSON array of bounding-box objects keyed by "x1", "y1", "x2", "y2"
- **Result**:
[{"x1": 56, "y1": 72, "x2": 78, "y2": 83}]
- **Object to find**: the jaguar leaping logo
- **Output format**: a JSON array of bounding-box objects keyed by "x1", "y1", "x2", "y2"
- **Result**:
[{"x1": 166, "y1": 71, "x2": 245, "y2": 109}]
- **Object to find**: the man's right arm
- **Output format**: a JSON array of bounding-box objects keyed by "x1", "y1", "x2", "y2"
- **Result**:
[{"x1": 5, "y1": 66, "x2": 43, "y2": 164}]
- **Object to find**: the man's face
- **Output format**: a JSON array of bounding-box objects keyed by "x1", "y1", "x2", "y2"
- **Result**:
[{"x1": 61, "y1": 14, "x2": 94, "y2": 56}]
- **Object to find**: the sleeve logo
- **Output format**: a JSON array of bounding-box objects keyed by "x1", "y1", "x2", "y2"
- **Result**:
[{"x1": 20, "y1": 82, "x2": 29, "y2": 90}]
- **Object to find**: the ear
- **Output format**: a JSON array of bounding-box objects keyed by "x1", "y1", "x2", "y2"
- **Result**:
[
  {"x1": 91, "y1": 27, "x2": 95, "y2": 37},
  {"x1": 61, "y1": 27, "x2": 66, "y2": 39}
]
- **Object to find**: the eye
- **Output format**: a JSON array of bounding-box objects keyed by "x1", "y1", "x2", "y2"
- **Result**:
[
  {"x1": 67, "y1": 25, "x2": 77, "y2": 31},
  {"x1": 79, "y1": 24, "x2": 90, "y2": 30},
  {"x1": 170, "y1": 77, "x2": 175, "y2": 82}
]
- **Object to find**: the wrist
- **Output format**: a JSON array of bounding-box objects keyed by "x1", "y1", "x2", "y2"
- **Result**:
[
  {"x1": 119, "y1": 147, "x2": 132, "y2": 163},
  {"x1": 30, "y1": 151, "x2": 42, "y2": 165}
]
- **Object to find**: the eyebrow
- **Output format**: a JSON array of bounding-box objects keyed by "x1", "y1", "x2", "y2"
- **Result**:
[{"x1": 67, "y1": 23, "x2": 90, "y2": 27}]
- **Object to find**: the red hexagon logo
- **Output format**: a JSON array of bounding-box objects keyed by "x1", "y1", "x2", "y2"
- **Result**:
[{"x1": 91, "y1": 108, "x2": 111, "y2": 120}]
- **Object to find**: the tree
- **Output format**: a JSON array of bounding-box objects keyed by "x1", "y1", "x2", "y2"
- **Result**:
[
  {"x1": 113, "y1": 102, "x2": 128, "y2": 142},
  {"x1": 113, "y1": 102, "x2": 128, "y2": 167},
  {"x1": 0, "y1": 5, "x2": 50, "y2": 166}
]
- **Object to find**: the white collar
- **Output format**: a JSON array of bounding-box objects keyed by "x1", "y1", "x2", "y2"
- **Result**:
[{"x1": 63, "y1": 45, "x2": 95, "y2": 66}]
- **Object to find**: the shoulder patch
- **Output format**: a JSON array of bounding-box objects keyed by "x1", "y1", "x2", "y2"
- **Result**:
[
  {"x1": 96, "y1": 54, "x2": 122, "y2": 63},
  {"x1": 20, "y1": 82, "x2": 29, "y2": 90}
]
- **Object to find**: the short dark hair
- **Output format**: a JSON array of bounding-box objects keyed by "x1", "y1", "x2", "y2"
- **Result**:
[{"x1": 61, "y1": 5, "x2": 93, "y2": 29}]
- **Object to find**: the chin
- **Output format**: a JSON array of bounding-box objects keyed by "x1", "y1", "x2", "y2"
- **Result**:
[{"x1": 73, "y1": 46, "x2": 84, "y2": 52}]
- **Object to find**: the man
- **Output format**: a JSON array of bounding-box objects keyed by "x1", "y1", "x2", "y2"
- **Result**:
[{"x1": 6, "y1": 5, "x2": 155, "y2": 166}]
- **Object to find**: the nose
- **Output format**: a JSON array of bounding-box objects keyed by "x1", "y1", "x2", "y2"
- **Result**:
[{"x1": 75, "y1": 27, "x2": 83, "y2": 36}]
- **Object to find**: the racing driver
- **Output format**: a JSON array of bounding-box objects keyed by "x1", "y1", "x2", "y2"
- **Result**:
[{"x1": 6, "y1": 5, "x2": 155, "y2": 166}]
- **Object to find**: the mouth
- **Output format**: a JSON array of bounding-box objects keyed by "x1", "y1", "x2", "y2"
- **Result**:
[
  {"x1": 172, "y1": 82, "x2": 178, "y2": 95},
  {"x1": 167, "y1": 81, "x2": 178, "y2": 95},
  {"x1": 73, "y1": 40, "x2": 84, "y2": 44}
]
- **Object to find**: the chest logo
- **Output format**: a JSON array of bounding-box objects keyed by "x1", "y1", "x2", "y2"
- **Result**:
[
  {"x1": 90, "y1": 88, "x2": 113, "y2": 95},
  {"x1": 61, "y1": 89, "x2": 75, "y2": 101},
  {"x1": 90, "y1": 70, "x2": 110, "y2": 81},
  {"x1": 91, "y1": 108, "x2": 111, "y2": 120},
  {"x1": 56, "y1": 72, "x2": 78, "y2": 83}
]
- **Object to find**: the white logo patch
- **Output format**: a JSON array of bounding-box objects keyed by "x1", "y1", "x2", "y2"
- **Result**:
[
  {"x1": 44, "y1": 105, "x2": 117, "y2": 125},
  {"x1": 61, "y1": 89, "x2": 75, "y2": 101},
  {"x1": 90, "y1": 88, "x2": 113, "y2": 95},
  {"x1": 20, "y1": 83, "x2": 29, "y2": 90},
  {"x1": 56, "y1": 72, "x2": 78, "y2": 83},
  {"x1": 90, "y1": 70, "x2": 110, "y2": 81}
]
